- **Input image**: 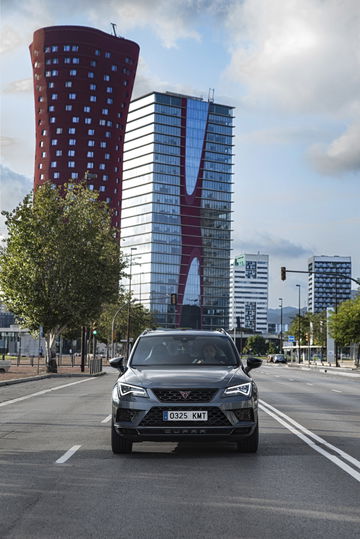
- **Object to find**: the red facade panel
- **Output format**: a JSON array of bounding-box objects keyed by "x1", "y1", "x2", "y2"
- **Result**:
[{"x1": 29, "y1": 25, "x2": 139, "y2": 228}]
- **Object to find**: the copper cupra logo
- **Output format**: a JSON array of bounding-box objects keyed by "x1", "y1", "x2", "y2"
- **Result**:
[{"x1": 179, "y1": 391, "x2": 191, "y2": 399}]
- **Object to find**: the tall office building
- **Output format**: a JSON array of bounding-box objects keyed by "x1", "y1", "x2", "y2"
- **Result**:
[
  {"x1": 308, "y1": 255, "x2": 352, "y2": 313},
  {"x1": 121, "y1": 92, "x2": 234, "y2": 329},
  {"x1": 229, "y1": 254, "x2": 269, "y2": 333},
  {"x1": 29, "y1": 25, "x2": 139, "y2": 229}
]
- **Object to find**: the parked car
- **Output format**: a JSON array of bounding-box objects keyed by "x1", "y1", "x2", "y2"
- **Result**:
[
  {"x1": 110, "y1": 328, "x2": 262, "y2": 454},
  {"x1": 273, "y1": 354, "x2": 287, "y2": 364}
]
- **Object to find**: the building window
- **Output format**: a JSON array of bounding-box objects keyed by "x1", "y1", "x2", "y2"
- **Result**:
[
  {"x1": 104, "y1": 74, "x2": 110, "y2": 81},
  {"x1": 50, "y1": 117, "x2": 56, "y2": 123},
  {"x1": 64, "y1": 58, "x2": 71, "y2": 64},
  {"x1": 63, "y1": 45, "x2": 71, "y2": 51},
  {"x1": 99, "y1": 164, "x2": 105, "y2": 170},
  {"x1": 87, "y1": 151, "x2": 94, "y2": 158},
  {"x1": 100, "y1": 142, "x2": 107, "y2": 148},
  {"x1": 99, "y1": 119, "x2": 106, "y2": 126},
  {"x1": 71, "y1": 172, "x2": 79, "y2": 179},
  {"x1": 55, "y1": 150, "x2": 62, "y2": 156},
  {"x1": 41, "y1": 129, "x2": 47, "y2": 135},
  {"x1": 85, "y1": 118, "x2": 92, "y2": 124},
  {"x1": 99, "y1": 186, "x2": 106, "y2": 192},
  {"x1": 87, "y1": 162, "x2": 94, "y2": 169},
  {"x1": 111, "y1": 65, "x2": 117, "y2": 71},
  {"x1": 69, "y1": 93, "x2": 76, "y2": 100},
  {"x1": 95, "y1": 49, "x2": 100, "y2": 56},
  {"x1": 69, "y1": 69, "x2": 77, "y2": 76},
  {"x1": 106, "y1": 87, "x2": 112, "y2": 93},
  {"x1": 48, "y1": 82, "x2": 55, "y2": 88},
  {"x1": 56, "y1": 127, "x2": 63, "y2": 134},
  {"x1": 72, "y1": 117, "x2": 79, "y2": 123},
  {"x1": 105, "y1": 52, "x2": 111, "y2": 58},
  {"x1": 103, "y1": 175, "x2": 109, "y2": 181},
  {"x1": 104, "y1": 153, "x2": 110, "y2": 160},
  {"x1": 65, "y1": 81, "x2": 72, "y2": 88},
  {"x1": 90, "y1": 60, "x2": 96, "y2": 67},
  {"x1": 69, "y1": 139, "x2": 76, "y2": 145},
  {"x1": 51, "y1": 70, "x2": 58, "y2": 76},
  {"x1": 65, "y1": 105, "x2": 72, "y2": 111},
  {"x1": 90, "y1": 95, "x2": 96, "y2": 102},
  {"x1": 68, "y1": 127, "x2": 76, "y2": 134},
  {"x1": 51, "y1": 46, "x2": 58, "y2": 52},
  {"x1": 84, "y1": 106, "x2": 91, "y2": 112},
  {"x1": 51, "y1": 161, "x2": 57, "y2": 168},
  {"x1": 72, "y1": 45, "x2": 79, "y2": 52},
  {"x1": 51, "y1": 139, "x2": 58, "y2": 146},
  {"x1": 87, "y1": 129, "x2": 95, "y2": 136},
  {"x1": 68, "y1": 161, "x2": 75, "y2": 168},
  {"x1": 102, "y1": 108, "x2": 109, "y2": 115},
  {"x1": 51, "y1": 94, "x2": 58, "y2": 100},
  {"x1": 106, "y1": 98, "x2": 113, "y2": 105},
  {"x1": 72, "y1": 57, "x2": 79, "y2": 64},
  {"x1": 41, "y1": 151, "x2": 47, "y2": 157},
  {"x1": 88, "y1": 140, "x2": 95, "y2": 147},
  {"x1": 88, "y1": 72, "x2": 94, "y2": 78},
  {"x1": 89, "y1": 84, "x2": 96, "y2": 90},
  {"x1": 53, "y1": 172, "x2": 60, "y2": 179},
  {"x1": 123, "y1": 80, "x2": 128, "y2": 86},
  {"x1": 48, "y1": 105, "x2": 55, "y2": 112},
  {"x1": 68, "y1": 150, "x2": 75, "y2": 156}
]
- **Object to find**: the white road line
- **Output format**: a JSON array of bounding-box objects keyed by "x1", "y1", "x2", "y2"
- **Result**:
[
  {"x1": 259, "y1": 399, "x2": 360, "y2": 482},
  {"x1": 0, "y1": 378, "x2": 96, "y2": 408},
  {"x1": 101, "y1": 414, "x2": 112, "y2": 423},
  {"x1": 56, "y1": 445, "x2": 81, "y2": 464},
  {"x1": 332, "y1": 389, "x2": 342, "y2": 393},
  {"x1": 306, "y1": 383, "x2": 313, "y2": 386}
]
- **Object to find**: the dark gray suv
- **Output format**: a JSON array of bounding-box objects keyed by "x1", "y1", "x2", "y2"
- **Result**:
[{"x1": 110, "y1": 329, "x2": 262, "y2": 454}]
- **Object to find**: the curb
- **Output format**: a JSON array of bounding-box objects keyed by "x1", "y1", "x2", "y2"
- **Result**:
[{"x1": 0, "y1": 371, "x2": 106, "y2": 387}]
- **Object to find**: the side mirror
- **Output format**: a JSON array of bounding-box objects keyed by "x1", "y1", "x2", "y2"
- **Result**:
[
  {"x1": 245, "y1": 356, "x2": 262, "y2": 374},
  {"x1": 109, "y1": 356, "x2": 127, "y2": 373}
]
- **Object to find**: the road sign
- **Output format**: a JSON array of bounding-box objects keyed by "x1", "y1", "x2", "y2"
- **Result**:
[{"x1": 288, "y1": 335, "x2": 295, "y2": 342}]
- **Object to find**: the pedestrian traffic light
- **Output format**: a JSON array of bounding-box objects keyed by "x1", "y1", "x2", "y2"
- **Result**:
[
  {"x1": 281, "y1": 267, "x2": 286, "y2": 281},
  {"x1": 170, "y1": 293, "x2": 177, "y2": 305}
]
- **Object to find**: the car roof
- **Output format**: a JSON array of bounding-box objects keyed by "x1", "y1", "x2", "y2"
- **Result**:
[{"x1": 138, "y1": 328, "x2": 231, "y2": 339}]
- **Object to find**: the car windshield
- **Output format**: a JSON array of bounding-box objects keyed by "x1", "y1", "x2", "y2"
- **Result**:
[{"x1": 131, "y1": 335, "x2": 238, "y2": 367}]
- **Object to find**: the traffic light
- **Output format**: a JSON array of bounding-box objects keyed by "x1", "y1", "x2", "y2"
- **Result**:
[
  {"x1": 281, "y1": 267, "x2": 286, "y2": 281},
  {"x1": 92, "y1": 323, "x2": 97, "y2": 335},
  {"x1": 170, "y1": 293, "x2": 177, "y2": 305}
]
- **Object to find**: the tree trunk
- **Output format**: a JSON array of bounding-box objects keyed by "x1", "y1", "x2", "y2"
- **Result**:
[{"x1": 45, "y1": 331, "x2": 58, "y2": 373}]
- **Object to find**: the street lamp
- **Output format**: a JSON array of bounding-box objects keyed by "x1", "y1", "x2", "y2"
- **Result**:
[
  {"x1": 296, "y1": 284, "x2": 301, "y2": 363},
  {"x1": 111, "y1": 305, "x2": 123, "y2": 358},
  {"x1": 278, "y1": 297, "x2": 283, "y2": 353},
  {"x1": 126, "y1": 247, "x2": 137, "y2": 358}
]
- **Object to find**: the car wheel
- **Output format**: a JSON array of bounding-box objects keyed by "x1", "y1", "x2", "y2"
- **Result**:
[
  {"x1": 111, "y1": 420, "x2": 133, "y2": 454},
  {"x1": 0, "y1": 369, "x2": 5, "y2": 373},
  {"x1": 236, "y1": 422, "x2": 259, "y2": 453}
]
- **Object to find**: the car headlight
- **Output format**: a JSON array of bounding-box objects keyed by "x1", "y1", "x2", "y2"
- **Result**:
[
  {"x1": 118, "y1": 382, "x2": 149, "y2": 398},
  {"x1": 223, "y1": 382, "x2": 252, "y2": 397}
]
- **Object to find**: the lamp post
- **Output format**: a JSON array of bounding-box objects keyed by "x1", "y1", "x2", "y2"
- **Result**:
[
  {"x1": 296, "y1": 284, "x2": 301, "y2": 363},
  {"x1": 111, "y1": 305, "x2": 123, "y2": 358},
  {"x1": 278, "y1": 297, "x2": 283, "y2": 353},
  {"x1": 126, "y1": 247, "x2": 137, "y2": 358}
]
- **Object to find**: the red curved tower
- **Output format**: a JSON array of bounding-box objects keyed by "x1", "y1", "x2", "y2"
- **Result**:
[{"x1": 29, "y1": 25, "x2": 139, "y2": 229}]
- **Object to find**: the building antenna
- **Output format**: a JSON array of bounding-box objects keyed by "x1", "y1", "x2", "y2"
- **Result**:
[
  {"x1": 111, "y1": 23, "x2": 117, "y2": 37},
  {"x1": 208, "y1": 88, "x2": 215, "y2": 102}
]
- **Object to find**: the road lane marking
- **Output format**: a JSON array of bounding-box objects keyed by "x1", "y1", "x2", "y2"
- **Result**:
[
  {"x1": 0, "y1": 378, "x2": 96, "y2": 408},
  {"x1": 259, "y1": 399, "x2": 360, "y2": 482},
  {"x1": 306, "y1": 383, "x2": 313, "y2": 386},
  {"x1": 101, "y1": 414, "x2": 112, "y2": 423},
  {"x1": 331, "y1": 389, "x2": 342, "y2": 393},
  {"x1": 56, "y1": 445, "x2": 81, "y2": 464}
]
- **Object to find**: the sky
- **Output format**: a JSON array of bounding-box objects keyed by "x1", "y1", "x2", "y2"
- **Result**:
[{"x1": 0, "y1": 0, "x2": 359, "y2": 309}]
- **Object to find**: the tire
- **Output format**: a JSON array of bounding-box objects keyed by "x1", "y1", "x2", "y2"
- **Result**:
[
  {"x1": 236, "y1": 422, "x2": 259, "y2": 453},
  {"x1": 111, "y1": 420, "x2": 132, "y2": 454},
  {"x1": 0, "y1": 368, "x2": 5, "y2": 373}
]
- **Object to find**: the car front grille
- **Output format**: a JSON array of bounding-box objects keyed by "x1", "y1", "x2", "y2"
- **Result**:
[
  {"x1": 152, "y1": 388, "x2": 217, "y2": 402},
  {"x1": 232, "y1": 408, "x2": 254, "y2": 422},
  {"x1": 139, "y1": 407, "x2": 231, "y2": 427}
]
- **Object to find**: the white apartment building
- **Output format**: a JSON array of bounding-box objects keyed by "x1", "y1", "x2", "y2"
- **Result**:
[{"x1": 229, "y1": 254, "x2": 269, "y2": 333}]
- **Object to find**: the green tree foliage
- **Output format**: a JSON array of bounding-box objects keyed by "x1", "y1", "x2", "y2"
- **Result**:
[
  {"x1": 243, "y1": 335, "x2": 267, "y2": 355},
  {"x1": 96, "y1": 293, "x2": 154, "y2": 350},
  {"x1": 0, "y1": 182, "x2": 125, "y2": 368},
  {"x1": 328, "y1": 295, "x2": 360, "y2": 347}
]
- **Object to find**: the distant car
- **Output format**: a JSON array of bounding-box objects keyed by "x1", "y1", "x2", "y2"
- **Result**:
[
  {"x1": 273, "y1": 354, "x2": 287, "y2": 364},
  {"x1": 109, "y1": 328, "x2": 262, "y2": 454}
]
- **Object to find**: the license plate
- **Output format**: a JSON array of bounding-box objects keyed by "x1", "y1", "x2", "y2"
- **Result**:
[{"x1": 163, "y1": 411, "x2": 208, "y2": 421}]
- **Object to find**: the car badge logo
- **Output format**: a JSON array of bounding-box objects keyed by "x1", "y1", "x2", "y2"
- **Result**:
[{"x1": 179, "y1": 391, "x2": 191, "y2": 399}]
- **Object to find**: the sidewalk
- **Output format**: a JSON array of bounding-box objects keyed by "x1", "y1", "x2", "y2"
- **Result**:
[
  {"x1": 286, "y1": 360, "x2": 360, "y2": 377},
  {"x1": 0, "y1": 358, "x2": 106, "y2": 387}
]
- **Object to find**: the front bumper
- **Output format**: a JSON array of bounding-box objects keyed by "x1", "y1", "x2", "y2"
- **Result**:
[{"x1": 112, "y1": 394, "x2": 258, "y2": 443}]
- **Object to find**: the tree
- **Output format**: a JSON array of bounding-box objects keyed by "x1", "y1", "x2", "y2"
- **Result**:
[
  {"x1": 0, "y1": 182, "x2": 125, "y2": 371},
  {"x1": 328, "y1": 296, "x2": 360, "y2": 364},
  {"x1": 96, "y1": 293, "x2": 154, "y2": 354},
  {"x1": 243, "y1": 335, "x2": 267, "y2": 356}
]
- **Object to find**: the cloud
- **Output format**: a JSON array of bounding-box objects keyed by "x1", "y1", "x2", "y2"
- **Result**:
[
  {"x1": 233, "y1": 232, "x2": 312, "y2": 259},
  {"x1": 0, "y1": 164, "x2": 32, "y2": 220},
  {"x1": 308, "y1": 123, "x2": 360, "y2": 176},
  {"x1": 2, "y1": 78, "x2": 32, "y2": 94},
  {"x1": 0, "y1": 0, "x2": 232, "y2": 53},
  {"x1": 225, "y1": 0, "x2": 360, "y2": 115}
]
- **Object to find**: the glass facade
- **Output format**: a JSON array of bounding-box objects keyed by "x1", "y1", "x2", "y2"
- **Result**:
[{"x1": 122, "y1": 92, "x2": 234, "y2": 329}]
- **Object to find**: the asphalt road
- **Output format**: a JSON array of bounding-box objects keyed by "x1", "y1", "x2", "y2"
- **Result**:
[{"x1": 0, "y1": 365, "x2": 359, "y2": 539}]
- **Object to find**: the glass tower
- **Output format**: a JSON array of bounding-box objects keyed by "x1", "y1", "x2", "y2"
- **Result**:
[
  {"x1": 121, "y1": 92, "x2": 234, "y2": 329},
  {"x1": 308, "y1": 256, "x2": 352, "y2": 313}
]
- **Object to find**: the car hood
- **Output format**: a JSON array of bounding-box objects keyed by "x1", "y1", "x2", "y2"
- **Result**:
[{"x1": 121, "y1": 366, "x2": 249, "y2": 388}]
